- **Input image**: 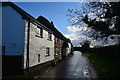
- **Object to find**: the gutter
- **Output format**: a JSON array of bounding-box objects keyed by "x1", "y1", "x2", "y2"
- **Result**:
[{"x1": 26, "y1": 21, "x2": 30, "y2": 72}]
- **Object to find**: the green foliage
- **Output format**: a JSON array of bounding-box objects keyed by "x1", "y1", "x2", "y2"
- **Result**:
[
  {"x1": 67, "y1": 2, "x2": 120, "y2": 44},
  {"x1": 89, "y1": 45, "x2": 120, "y2": 57},
  {"x1": 80, "y1": 40, "x2": 90, "y2": 49},
  {"x1": 84, "y1": 46, "x2": 120, "y2": 78}
]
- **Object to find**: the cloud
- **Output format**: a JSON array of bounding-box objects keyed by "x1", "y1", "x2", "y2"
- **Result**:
[
  {"x1": 65, "y1": 24, "x2": 119, "y2": 47},
  {"x1": 65, "y1": 30, "x2": 87, "y2": 47},
  {"x1": 71, "y1": 35, "x2": 86, "y2": 47},
  {"x1": 65, "y1": 33, "x2": 75, "y2": 39},
  {"x1": 67, "y1": 26, "x2": 81, "y2": 32},
  {"x1": 64, "y1": 34, "x2": 71, "y2": 39},
  {"x1": 65, "y1": 33, "x2": 87, "y2": 47},
  {"x1": 65, "y1": 24, "x2": 90, "y2": 47},
  {"x1": 67, "y1": 24, "x2": 88, "y2": 33}
]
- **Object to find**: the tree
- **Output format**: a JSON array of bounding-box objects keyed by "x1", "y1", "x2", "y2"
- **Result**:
[
  {"x1": 67, "y1": 2, "x2": 120, "y2": 45},
  {"x1": 80, "y1": 40, "x2": 90, "y2": 49}
]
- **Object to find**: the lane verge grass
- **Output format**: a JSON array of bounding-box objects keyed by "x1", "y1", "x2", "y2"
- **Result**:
[{"x1": 84, "y1": 52, "x2": 120, "y2": 79}]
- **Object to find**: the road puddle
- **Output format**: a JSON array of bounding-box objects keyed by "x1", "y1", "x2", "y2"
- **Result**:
[{"x1": 83, "y1": 70, "x2": 89, "y2": 78}]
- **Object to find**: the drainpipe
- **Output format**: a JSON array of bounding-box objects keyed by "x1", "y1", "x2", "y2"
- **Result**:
[{"x1": 26, "y1": 21, "x2": 30, "y2": 72}]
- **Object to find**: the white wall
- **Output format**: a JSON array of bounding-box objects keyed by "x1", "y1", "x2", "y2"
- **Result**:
[
  {"x1": 2, "y1": 6, "x2": 25, "y2": 56},
  {"x1": 24, "y1": 21, "x2": 54, "y2": 68},
  {"x1": 67, "y1": 43, "x2": 71, "y2": 55}
]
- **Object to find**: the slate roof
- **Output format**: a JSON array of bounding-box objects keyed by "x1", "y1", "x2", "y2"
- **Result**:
[{"x1": 37, "y1": 16, "x2": 69, "y2": 41}]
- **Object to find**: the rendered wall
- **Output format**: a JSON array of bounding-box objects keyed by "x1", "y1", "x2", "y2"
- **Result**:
[
  {"x1": 24, "y1": 21, "x2": 54, "y2": 68},
  {"x1": 2, "y1": 6, "x2": 25, "y2": 56},
  {"x1": 2, "y1": 5, "x2": 25, "y2": 72},
  {"x1": 68, "y1": 43, "x2": 71, "y2": 54}
]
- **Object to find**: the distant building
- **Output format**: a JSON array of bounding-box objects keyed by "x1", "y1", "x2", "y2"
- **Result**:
[{"x1": 2, "y1": 2, "x2": 72, "y2": 75}]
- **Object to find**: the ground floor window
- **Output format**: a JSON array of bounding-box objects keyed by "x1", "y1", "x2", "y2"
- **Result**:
[
  {"x1": 38, "y1": 54, "x2": 40, "y2": 63},
  {"x1": 1, "y1": 46, "x2": 5, "y2": 55},
  {"x1": 46, "y1": 47, "x2": 50, "y2": 57},
  {"x1": 56, "y1": 48, "x2": 59, "y2": 55},
  {"x1": 60, "y1": 48, "x2": 62, "y2": 54}
]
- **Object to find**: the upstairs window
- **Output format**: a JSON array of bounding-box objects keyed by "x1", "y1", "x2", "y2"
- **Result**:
[
  {"x1": 60, "y1": 40, "x2": 62, "y2": 44},
  {"x1": 46, "y1": 47, "x2": 50, "y2": 57},
  {"x1": 36, "y1": 27, "x2": 43, "y2": 38},
  {"x1": 48, "y1": 32, "x2": 52, "y2": 41},
  {"x1": 56, "y1": 38, "x2": 58, "y2": 44},
  {"x1": 39, "y1": 27, "x2": 43, "y2": 38}
]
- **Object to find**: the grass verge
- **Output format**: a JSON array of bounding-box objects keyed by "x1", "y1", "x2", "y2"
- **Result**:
[{"x1": 84, "y1": 52, "x2": 120, "y2": 79}]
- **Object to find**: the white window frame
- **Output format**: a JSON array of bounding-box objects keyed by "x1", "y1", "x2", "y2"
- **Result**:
[
  {"x1": 46, "y1": 47, "x2": 50, "y2": 56},
  {"x1": 36, "y1": 27, "x2": 43, "y2": 38},
  {"x1": 48, "y1": 32, "x2": 52, "y2": 41}
]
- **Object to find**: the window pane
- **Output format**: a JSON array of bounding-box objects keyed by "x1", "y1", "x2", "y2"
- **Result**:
[
  {"x1": 60, "y1": 48, "x2": 62, "y2": 54},
  {"x1": 38, "y1": 54, "x2": 40, "y2": 63},
  {"x1": 56, "y1": 38, "x2": 58, "y2": 43},
  {"x1": 56, "y1": 48, "x2": 58, "y2": 55},
  {"x1": 46, "y1": 47, "x2": 50, "y2": 56},
  {"x1": 40, "y1": 28, "x2": 43, "y2": 37},
  {"x1": 50, "y1": 34, "x2": 52, "y2": 40},
  {"x1": 60, "y1": 40, "x2": 62, "y2": 44},
  {"x1": 2, "y1": 46, "x2": 5, "y2": 55},
  {"x1": 48, "y1": 33, "x2": 52, "y2": 40}
]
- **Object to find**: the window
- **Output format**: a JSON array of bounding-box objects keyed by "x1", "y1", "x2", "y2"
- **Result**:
[
  {"x1": 36, "y1": 27, "x2": 43, "y2": 38},
  {"x1": 48, "y1": 32, "x2": 52, "y2": 41},
  {"x1": 2, "y1": 46, "x2": 5, "y2": 55},
  {"x1": 38, "y1": 54, "x2": 40, "y2": 63},
  {"x1": 46, "y1": 47, "x2": 50, "y2": 56},
  {"x1": 56, "y1": 48, "x2": 58, "y2": 55},
  {"x1": 60, "y1": 40, "x2": 62, "y2": 44},
  {"x1": 40, "y1": 27, "x2": 43, "y2": 37},
  {"x1": 56, "y1": 38, "x2": 58, "y2": 44},
  {"x1": 60, "y1": 48, "x2": 62, "y2": 54}
]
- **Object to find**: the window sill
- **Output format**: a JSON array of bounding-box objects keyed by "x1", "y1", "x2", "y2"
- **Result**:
[
  {"x1": 47, "y1": 39, "x2": 52, "y2": 41},
  {"x1": 46, "y1": 55, "x2": 50, "y2": 57},
  {"x1": 55, "y1": 54, "x2": 58, "y2": 56},
  {"x1": 35, "y1": 35, "x2": 43, "y2": 38}
]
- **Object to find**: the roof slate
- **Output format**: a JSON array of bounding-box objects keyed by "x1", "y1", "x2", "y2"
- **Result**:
[{"x1": 37, "y1": 16, "x2": 68, "y2": 41}]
